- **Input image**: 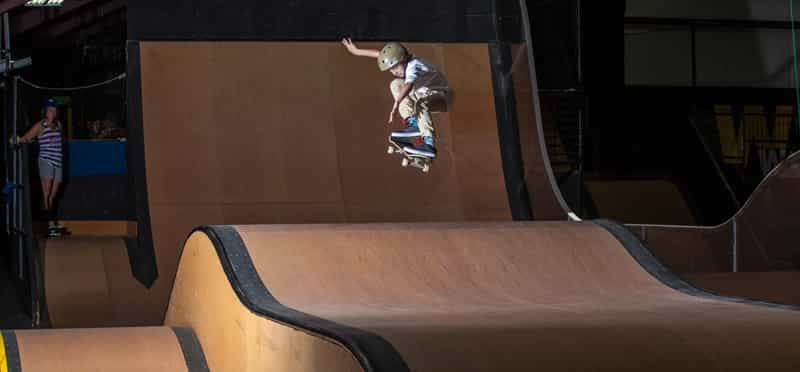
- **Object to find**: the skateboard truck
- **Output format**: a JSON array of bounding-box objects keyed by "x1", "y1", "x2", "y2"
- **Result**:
[{"x1": 387, "y1": 135, "x2": 433, "y2": 173}]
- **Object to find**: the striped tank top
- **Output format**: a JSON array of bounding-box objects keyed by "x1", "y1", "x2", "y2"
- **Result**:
[{"x1": 38, "y1": 121, "x2": 62, "y2": 168}]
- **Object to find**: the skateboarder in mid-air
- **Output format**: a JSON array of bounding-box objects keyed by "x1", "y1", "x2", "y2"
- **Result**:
[{"x1": 341, "y1": 38, "x2": 452, "y2": 159}]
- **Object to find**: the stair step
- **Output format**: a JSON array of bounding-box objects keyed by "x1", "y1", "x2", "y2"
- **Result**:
[{"x1": 552, "y1": 164, "x2": 574, "y2": 174}]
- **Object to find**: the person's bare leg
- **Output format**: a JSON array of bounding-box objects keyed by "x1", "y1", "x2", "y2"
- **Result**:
[
  {"x1": 41, "y1": 179, "x2": 53, "y2": 211},
  {"x1": 48, "y1": 180, "x2": 61, "y2": 215}
]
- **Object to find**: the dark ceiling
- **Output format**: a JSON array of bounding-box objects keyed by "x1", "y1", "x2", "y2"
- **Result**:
[
  {"x1": 0, "y1": 0, "x2": 126, "y2": 84},
  {"x1": 6, "y1": 0, "x2": 125, "y2": 47}
]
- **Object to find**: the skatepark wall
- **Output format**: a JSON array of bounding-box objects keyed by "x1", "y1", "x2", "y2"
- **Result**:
[{"x1": 108, "y1": 1, "x2": 572, "y2": 326}]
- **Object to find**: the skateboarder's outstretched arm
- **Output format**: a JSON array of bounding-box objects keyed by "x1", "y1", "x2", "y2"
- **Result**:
[{"x1": 341, "y1": 38, "x2": 380, "y2": 58}]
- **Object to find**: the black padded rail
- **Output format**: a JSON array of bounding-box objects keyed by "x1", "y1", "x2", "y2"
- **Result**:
[
  {"x1": 196, "y1": 226, "x2": 411, "y2": 372},
  {"x1": 490, "y1": 42, "x2": 534, "y2": 220},
  {"x1": 595, "y1": 219, "x2": 800, "y2": 311},
  {"x1": 125, "y1": 41, "x2": 158, "y2": 288},
  {"x1": 171, "y1": 327, "x2": 211, "y2": 372},
  {"x1": 1, "y1": 330, "x2": 21, "y2": 372}
]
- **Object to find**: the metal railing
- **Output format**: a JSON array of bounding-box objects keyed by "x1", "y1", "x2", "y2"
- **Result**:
[
  {"x1": 687, "y1": 116, "x2": 742, "y2": 210},
  {"x1": 4, "y1": 76, "x2": 42, "y2": 327}
]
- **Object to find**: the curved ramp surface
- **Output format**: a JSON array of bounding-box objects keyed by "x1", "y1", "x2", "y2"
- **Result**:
[
  {"x1": 0, "y1": 327, "x2": 208, "y2": 372},
  {"x1": 166, "y1": 222, "x2": 800, "y2": 372},
  {"x1": 631, "y1": 150, "x2": 800, "y2": 272},
  {"x1": 41, "y1": 237, "x2": 159, "y2": 327}
]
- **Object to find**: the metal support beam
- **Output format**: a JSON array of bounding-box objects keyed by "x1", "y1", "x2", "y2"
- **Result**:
[
  {"x1": 625, "y1": 16, "x2": 798, "y2": 30},
  {"x1": 0, "y1": 1, "x2": 30, "y2": 17},
  {"x1": 11, "y1": 0, "x2": 108, "y2": 36},
  {"x1": 0, "y1": 56, "x2": 31, "y2": 74}
]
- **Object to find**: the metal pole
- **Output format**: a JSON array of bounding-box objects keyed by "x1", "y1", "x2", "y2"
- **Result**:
[
  {"x1": 576, "y1": 0, "x2": 584, "y2": 217},
  {"x1": 688, "y1": 117, "x2": 741, "y2": 209},
  {"x1": 16, "y1": 149, "x2": 22, "y2": 280},
  {"x1": 10, "y1": 145, "x2": 16, "y2": 232},
  {"x1": 2, "y1": 12, "x2": 8, "y2": 235},
  {"x1": 576, "y1": 0, "x2": 582, "y2": 84},
  {"x1": 13, "y1": 76, "x2": 22, "y2": 280},
  {"x1": 3, "y1": 13, "x2": 10, "y2": 58},
  {"x1": 4, "y1": 150, "x2": 9, "y2": 235},
  {"x1": 732, "y1": 220, "x2": 739, "y2": 272},
  {"x1": 12, "y1": 76, "x2": 16, "y2": 139},
  {"x1": 691, "y1": 26, "x2": 697, "y2": 87},
  {"x1": 577, "y1": 105, "x2": 584, "y2": 216}
]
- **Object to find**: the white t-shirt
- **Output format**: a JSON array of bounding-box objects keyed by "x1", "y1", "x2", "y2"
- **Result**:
[{"x1": 404, "y1": 57, "x2": 449, "y2": 93}]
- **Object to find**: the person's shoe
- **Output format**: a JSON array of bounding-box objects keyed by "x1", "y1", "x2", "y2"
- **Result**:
[
  {"x1": 391, "y1": 126, "x2": 422, "y2": 138},
  {"x1": 403, "y1": 143, "x2": 437, "y2": 158},
  {"x1": 47, "y1": 227, "x2": 61, "y2": 238}
]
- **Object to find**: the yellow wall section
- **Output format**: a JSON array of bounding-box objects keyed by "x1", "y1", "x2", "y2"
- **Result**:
[{"x1": 0, "y1": 332, "x2": 7, "y2": 372}]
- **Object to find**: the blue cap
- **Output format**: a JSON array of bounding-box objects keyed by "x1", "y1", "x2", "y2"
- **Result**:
[{"x1": 44, "y1": 98, "x2": 57, "y2": 109}]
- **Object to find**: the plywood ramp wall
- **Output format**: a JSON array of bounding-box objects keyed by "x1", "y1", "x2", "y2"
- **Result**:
[
  {"x1": 166, "y1": 232, "x2": 363, "y2": 372},
  {"x1": 139, "y1": 42, "x2": 511, "y2": 320},
  {"x1": 165, "y1": 223, "x2": 800, "y2": 372},
  {"x1": 9, "y1": 327, "x2": 205, "y2": 372}
]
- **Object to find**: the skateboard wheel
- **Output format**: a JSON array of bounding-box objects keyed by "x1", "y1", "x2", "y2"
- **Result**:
[
  {"x1": 387, "y1": 146, "x2": 395, "y2": 154},
  {"x1": 401, "y1": 158, "x2": 409, "y2": 167},
  {"x1": 422, "y1": 164, "x2": 430, "y2": 173}
]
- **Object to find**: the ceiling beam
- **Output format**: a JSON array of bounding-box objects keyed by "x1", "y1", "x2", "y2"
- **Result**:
[
  {"x1": 33, "y1": 3, "x2": 123, "y2": 46},
  {"x1": 31, "y1": 0, "x2": 122, "y2": 41},
  {"x1": 0, "y1": 0, "x2": 30, "y2": 16},
  {"x1": 10, "y1": 0, "x2": 106, "y2": 36}
]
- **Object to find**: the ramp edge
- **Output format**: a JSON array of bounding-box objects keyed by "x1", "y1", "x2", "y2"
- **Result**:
[
  {"x1": 195, "y1": 225, "x2": 410, "y2": 372},
  {"x1": 0, "y1": 330, "x2": 21, "y2": 372},
  {"x1": 594, "y1": 219, "x2": 800, "y2": 311},
  {"x1": 171, "y1": 327, "x2": 211, "y2": 372}
]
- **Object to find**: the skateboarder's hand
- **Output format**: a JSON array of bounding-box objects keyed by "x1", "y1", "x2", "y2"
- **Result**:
[{"x1": 342, "y1": 38, "x2": 359, "y2": 55}]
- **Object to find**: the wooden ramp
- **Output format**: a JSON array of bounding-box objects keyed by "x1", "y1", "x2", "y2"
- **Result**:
[
  {"x1": 631, "y1": 150, "x2": 800, "y2": 273},
  {"x1": 160, "y1": 221, "x2": 800, "y2": 372},
  {"x1": 0, "y1": 327, "x2": 208, "y2": 372}
]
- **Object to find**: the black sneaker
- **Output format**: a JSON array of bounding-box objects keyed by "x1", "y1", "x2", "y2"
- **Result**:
[
  {"x1": 391, "y1": 126, "x2": 422, "y2": 138},
  {"x1": 403, "y1": 143, "x2": 437, "y2": 158},
  {"x1": 47, "y1": 227, "x2": 62, "y2": 238}
]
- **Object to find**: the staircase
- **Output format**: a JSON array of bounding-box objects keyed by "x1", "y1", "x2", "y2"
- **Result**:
[{"x1": 540, "y1": 95, "x2": 583, "y2": 182}]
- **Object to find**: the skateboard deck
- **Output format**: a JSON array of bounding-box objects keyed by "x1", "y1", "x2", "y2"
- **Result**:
[{"x1": 387, "y1": 136, "x2": 433, "y2": 173}]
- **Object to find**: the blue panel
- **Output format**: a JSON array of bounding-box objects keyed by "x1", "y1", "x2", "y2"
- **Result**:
[{"x1": 66, "y1": 139, "x2": 128, "y2": 177}]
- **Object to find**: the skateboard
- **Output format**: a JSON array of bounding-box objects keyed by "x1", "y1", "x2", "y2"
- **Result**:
[{"x1": 387, "y1": 136, "x2": 433, "y2": 173}]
